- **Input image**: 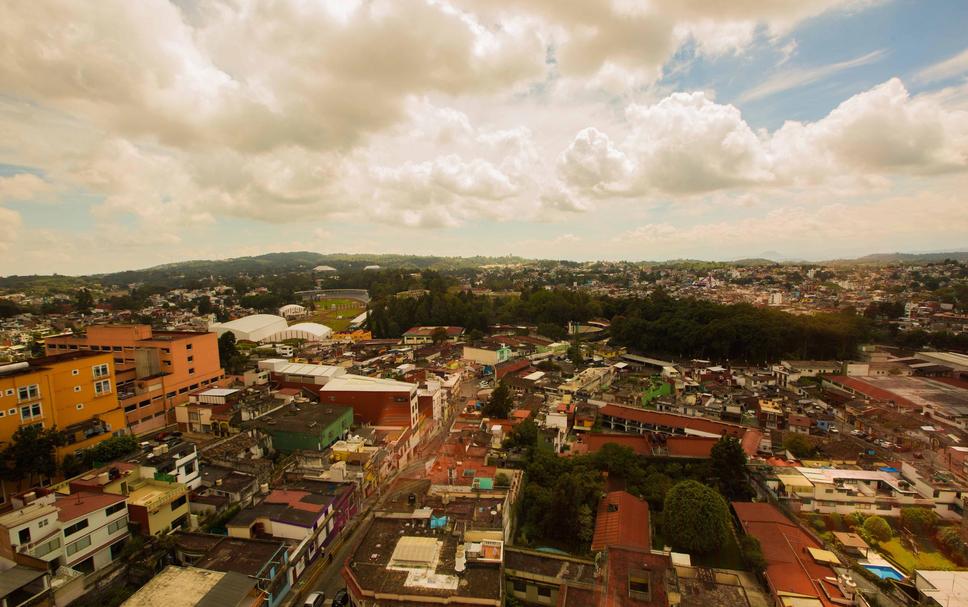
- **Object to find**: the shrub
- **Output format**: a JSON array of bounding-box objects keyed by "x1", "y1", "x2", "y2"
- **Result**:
[
  {"x1": 848, "y1": 511, "x2": 868, "y2": 528},
  {"x1": 863, "y1": 516, "x2": 893, "y2": 543},
  {"x1": 811, "y1": 517, "x2": 827, "y2": 532},
  {"x1": 739, "y1": 535, "x2": 767, "y2": 572}
]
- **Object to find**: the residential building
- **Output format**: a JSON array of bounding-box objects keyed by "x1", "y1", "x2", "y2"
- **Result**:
[
  {"x1": 319, "y1": 375, "x2": 419, "y2": 428},
  {"x1": 733, "y1": 502, "x2": 860, "y2": 607},
  {"x1": 342, "y1": 515, "x2": 503, "y2": 607},
  {"x1": 245, "y1": 403, "x2": 353, "y2": 453},
  {"x1": 55, "y1": 491, "x2": 130, "y2": 574},
  {"x1": 121, "y1": 565, "x2": 263, "y2": 607},
  {"x1": 173, "y1": 533, "x2": 291, "y2": 607},
  {"x1": 45, "y1": 325, "x2": 224, "y2": 435},
  {"x1": 0, "y1": 556, "x2": 50, "y2": 607},
  {"x1": 402, "y1": 326, "x2": 465, "y2": 345},
  {"x1": 67, "y1": 462, "x2": 191, "y2": 536},
  {"x1": 0, "y1": 352, "x2": 127, "y2": 472},
  {"x1": 591, "y1": 491, "x2": 650, "y2": 553},
  {"x1": 126, "y1": 439, "x2": 202, "y2": 491},
  {"x1": 463, "y1": 343, "x2": 511, "y2": 367}
]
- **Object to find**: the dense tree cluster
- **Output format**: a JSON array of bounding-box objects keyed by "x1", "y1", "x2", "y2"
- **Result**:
[
  {"x1": 367, "y1": 287, "x2": 600, "y2": 338},
  {"x1": 514, "y1": 439, "x2": 747, "y2": 553},
  {"x1": 610, "y1": 291, "x2": 867, "y2": 362}
]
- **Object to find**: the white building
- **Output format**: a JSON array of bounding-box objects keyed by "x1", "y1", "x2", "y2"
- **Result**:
[
  {"x1": 211, "y1": 314, "x2": 288, "y2": 343},
  {"x1": 278, "y1": 304, "x2": 308, "y2": 320}
]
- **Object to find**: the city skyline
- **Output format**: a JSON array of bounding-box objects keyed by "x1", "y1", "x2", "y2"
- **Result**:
[{"x1": 2, "y1": 0, "x2": 968, "y2": 275}]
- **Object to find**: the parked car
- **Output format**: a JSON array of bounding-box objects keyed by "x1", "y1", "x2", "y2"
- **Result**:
[
  {"x1": 332, "y1": 589, "x2": 349, "y2": 607},
  {"x1": 304, "y1": 592, "x2": 326, "y2": 607}
]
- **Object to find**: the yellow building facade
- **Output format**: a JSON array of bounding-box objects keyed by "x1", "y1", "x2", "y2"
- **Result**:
[{"x1": 0, "y1": 351, "x2": 128, "y2": 462}]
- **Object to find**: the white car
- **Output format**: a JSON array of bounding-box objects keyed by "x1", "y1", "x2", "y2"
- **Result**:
[{"x1": 304, "y1": 592, "x2": 326, "y2": 607}]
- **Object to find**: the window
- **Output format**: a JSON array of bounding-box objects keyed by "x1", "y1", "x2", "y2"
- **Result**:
[
  {"x1": 171, "y1": 495, "x2": 187, "y2": 510},
  {"x1": 4, "y1": 389, "x2": 12, "y2": 396},
  {"x1": 17, "y1": 384, "x2": 40, "y2": 402},
  {"x1": 7, "y1": 408, "x2": 15, "y2": 416},
  {"x1": 537, "y1": 586, "x2": 552, "y2": 598},
  {"x1": 188, "y1": 368, "x2": 195, "y2": 375},
  {"x1": 38, "y1": 518, "x2": 48, "y2": 528},
  {"x1": 94, "y1": 380, "x2": 111, "y2": 395},
  {"x1": 187, "y1": 355, "x2": 194, "y2": 363},
  {"x1": 66, "y1": 534, "x2": 92, "y2": 556},
  {"x1": 72, "y1": 369, "x2": 79, "y2": 376},
  {"x1": 629, "y1": 573, "x2": 651, "y2": 600},
  {"x1": 0, "y1": 410, "x2": 5, "y2": 418},
  {"x1": 112, "y1": 346, "x2": 122, "y2": 352},
  {"x1": 106, "y1": 502, "x2": 126, "y2": 516},
  {"x1": 63, "y1": 519, "x2": 89, "y2": 536},
  {"x1": 18, "y1": 528, "x2": 30, "y2": 544},
  {"x1": 107, "y1": 517, "x2": 128, "y2": 534},
  {"x1": 34, "y1": 537, "x2": 60, "y2": 558},
  {"x1": 73, "y1": 386, "x2": 81, "y2": 393},
  {"x1": 183, "y1": 461, "x2": 196, "y2": 476},
  {"x1": 124, "y1": 404, "x2": 137, "y2": 413},
  {"x1": 92, "y1": 363, "x2": 110, "y2": 378},
  {"x1": 75, "y1": 403, "x2": 84, "y2": 410},
  {"x1": 20, "y1": 403, "x2": 42, "y2": 421},
  {"x1": 186, "y1": 343, "x2": 193, "y2": 350}
]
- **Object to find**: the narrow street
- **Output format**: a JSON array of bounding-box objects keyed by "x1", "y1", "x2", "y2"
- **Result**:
[{"x1": 287, "y1": 375, "x2": 474, "y2": 605}]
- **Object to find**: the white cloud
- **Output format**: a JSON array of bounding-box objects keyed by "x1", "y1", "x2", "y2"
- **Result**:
[
  {"x1": 915, "y1": 47, "x2": 968, "y2": 84},
  {"x1": 560, "y1": 78, "x2": 968, "y2": 199},
  {"x1": 737, "y1": 49, "x2": 886, "y2": 103},
  {"x1": 0, "y1": 208, "x2": 21, "y2": 253}
]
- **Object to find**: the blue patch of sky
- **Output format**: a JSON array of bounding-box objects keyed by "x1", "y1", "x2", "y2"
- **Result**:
[{"x1": 661, "y1": 0, "x2": 968, "y2": 130}]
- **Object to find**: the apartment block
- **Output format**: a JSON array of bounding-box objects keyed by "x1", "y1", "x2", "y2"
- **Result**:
[
  {"x1": 68, "y1": 462, "x2": 191, "y2": 536},
  {"x1": 0, "y1": 352, "x2": 127, "y2": 482},
  {"x1": 0, "y1": 490, "x2": 131, "y2": 576},
  {"x1": 45, "y1": 325, "x2": 224, "y2": 435}
]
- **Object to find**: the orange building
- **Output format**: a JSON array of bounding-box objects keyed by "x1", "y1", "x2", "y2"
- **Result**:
[
  {"x1": 0, "y1": 352, "x2": 127, "y2": 479},
  {"x1": 45, "y1": 325, "x2": 224, "y2": 435}
]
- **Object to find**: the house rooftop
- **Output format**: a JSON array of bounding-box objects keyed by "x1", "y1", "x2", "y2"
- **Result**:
[{"x1": 55, "y1": 492, "x2": 126, "y2": 523}]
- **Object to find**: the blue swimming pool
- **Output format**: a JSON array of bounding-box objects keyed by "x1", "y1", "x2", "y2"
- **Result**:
[{"x1": 863, "y1": 564, "x2": 904, "y2": 581}]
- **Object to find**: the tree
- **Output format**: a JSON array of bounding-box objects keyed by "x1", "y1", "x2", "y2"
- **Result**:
[
  {"x1": 217, "y1": 331, "x2": 245, "y2": 374},
  {"x1": 577, "y1": 503, "x2": 595, "y2": 545},
  {"x1": 663, "y1": 480, "x2": 731, "y2": 554},
  {"x1": 74, "y1": 288, "x2": 95, "y2": 314},
  {"x1": 505, "y1": 417, "x2": 539, "y2": 451},
  {"x1": 710, "y1": 435, "x2": 752, "y2": 500},
  {"x1": 739, "y1": 535, "x2": 767, "y2": 572},
  {"x1": 567, "y1": 341, "x2": 584, "y2": 366},
  {"x1": 782, "y1": 433, "x2": 815, "y2": 459},
  {"x1": 431, "y1": 327, "x2": 449, "y2": 345},
  {"x1": 863, "y1": 516, "x2": 892, "y2": 543},
  {"x1": 0, "y1": 425, "x2": 66, "y2": 487},
  {"x1": 537, "y1": 323, "x2": 567, "y2": 341},
  {"x1": 900, "y1": 507, "x2": 938, "y2": 534},
  {"x1": 483, "y1": 382, "x2": 513, "y2": 418},
  {"x1": 195, "y1": 295, "x2": 213, "y2": 315}
]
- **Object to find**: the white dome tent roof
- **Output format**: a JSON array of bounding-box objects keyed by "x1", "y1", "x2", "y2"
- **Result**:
[
  {"x1": 265, "y1": 322, "x2": 333, "y2": 342},
  {"x1": 211, "y1": 314, "x2": 288, "y2": 343}
]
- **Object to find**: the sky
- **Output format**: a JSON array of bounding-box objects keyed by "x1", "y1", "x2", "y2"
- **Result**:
[{"x1": 1, "y1": 0, "x2": 967, "y2": 275}]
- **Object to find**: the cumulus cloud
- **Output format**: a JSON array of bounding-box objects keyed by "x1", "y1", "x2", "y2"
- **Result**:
[
  {"x1": 559, "y1": 78, "x2": 968, "y2": 198},
  {"x1": 0, "y1": 0, "x2": 544, "y2": 153}
]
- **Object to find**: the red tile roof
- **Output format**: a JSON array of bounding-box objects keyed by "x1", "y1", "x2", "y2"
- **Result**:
[
  {"x1": 732, "y1": 502, "x2": 847, "y2": 607},
  {"x1": 591, "y1": 491, "x2": 651, "y2": 552},
  {"x1": 580, "y1": 433, "x2": 653, "y2": 456}
]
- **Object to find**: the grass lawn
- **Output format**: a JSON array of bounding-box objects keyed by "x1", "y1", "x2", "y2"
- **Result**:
[
  {"x1": 878, "y1": 536, "x2": 958, "y2": 572},
  {"x1": 305, "y1": 299, "x2": 365, "y2": 332}
]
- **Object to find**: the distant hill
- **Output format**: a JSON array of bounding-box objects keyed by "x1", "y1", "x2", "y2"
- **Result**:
[
  {"x1": 0, "y1": 251, "x2": 532, "y2": 291},
  {"x1": 847, "y1": 251, "x2": 968, "y2": 264}
]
